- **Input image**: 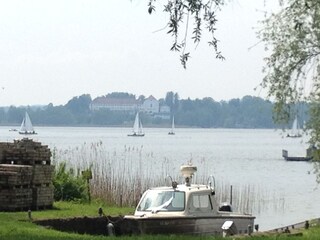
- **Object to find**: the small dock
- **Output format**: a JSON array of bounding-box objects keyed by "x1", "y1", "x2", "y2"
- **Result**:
[
  {"x1": 250, "y1": 218, "x2": 320, "y2": 238},
  {"x1": 266, "y1": 218, "x2": 320, "y2": 233},
  {"x1": 282, "y1": 149, "x2": 313, "y2": 162}
]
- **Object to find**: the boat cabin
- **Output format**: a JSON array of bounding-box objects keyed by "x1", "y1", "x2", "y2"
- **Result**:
[
  {"x1": 135, "y1": 184, "x2": 218, "y2": 217},
  {"x1": 134, "y1": 165, "x2": 218, "y2": 217}
]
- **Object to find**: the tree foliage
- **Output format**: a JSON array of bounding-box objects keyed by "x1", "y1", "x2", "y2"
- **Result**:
[
  {"x1": 148, "y1": 0, "x2": 225, "y2": 68},
  {"x1": 106, "y1": 92, "x2": 136, "y2": 99},
  {"x1": 260, "y1": 0, "x2": 320, "y2": 146},
  {"x1": 165, "y1": 91, "x2": 179, "y2": 116},
  {"x1": 66, "y1": 94, "x2": 92, "y2": 115}
]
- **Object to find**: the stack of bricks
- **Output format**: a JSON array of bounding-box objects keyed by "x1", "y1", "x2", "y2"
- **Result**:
[{"x1": 0, "y1": 138, "x2": 54, "y2": 211}]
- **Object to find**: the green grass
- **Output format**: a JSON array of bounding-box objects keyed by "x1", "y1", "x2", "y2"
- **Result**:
[
  {"x1": 30, "y1": 200, "x2": 134, "y2": 219},
  {"x1": 0, "y1": 201, "x2": 133, "y2": 240},
  {"x1": 0, "y1": 201, "x2": 319, "y2": 240}
]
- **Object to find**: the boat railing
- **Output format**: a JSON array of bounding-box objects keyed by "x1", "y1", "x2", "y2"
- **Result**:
[
  {"x1": 207, "y1": 175, "x2": 216, "y2": 195},
  {"x1": 165, "y1": 175, "x2": 178, "y2": 189}
]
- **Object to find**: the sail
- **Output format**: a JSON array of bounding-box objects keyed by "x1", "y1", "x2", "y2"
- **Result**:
[
  {"x1": 19, "y1": 118, "x2": 26, "y2": 132},
  {"x1": 24, "y1": 112, "x2": 34, "y2": 132},
  {"x1": 129, "y1": 112, "x2": 144, "y2": 136},
  {"x1": 133, "y1": 112, "x2": 140, "y2": 134},
  {"x1": 19, "y1": 112, "x2": 35, "y2": 134},
  {"x1": 287, "y1": 116, "x2": 301, "y2": 137},
  {"x1": 172, "y1": 116, "x2": 175, "y2": 132},
  {"x1": 168, "y1": 116, "x2": 175, "y2": 135},
  {"x1": 138, "y1": 118, "x2": 143, "y2": 134},
  {"x1": 291, "y1": 116, "x2": 300, "y2": 135}
]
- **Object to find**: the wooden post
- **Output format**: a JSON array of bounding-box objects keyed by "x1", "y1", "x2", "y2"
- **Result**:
[
  {"x1": 82, "y1": 170, "x2": 92, "y2": 203},
  {"x1": 230, "y1": 185, "x2": 233, "y2": 206},
  {"x1": 87, "y1": 179, "x2": 91, "y2": 203}
]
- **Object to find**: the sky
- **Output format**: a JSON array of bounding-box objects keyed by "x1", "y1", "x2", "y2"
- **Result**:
[{"x1": 0, "y1": 0, "x2": 279, "y2": 106}]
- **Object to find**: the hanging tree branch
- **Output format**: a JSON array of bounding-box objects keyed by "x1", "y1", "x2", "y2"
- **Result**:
[
  {"x1": 148, "y1": 0, "x2": 225, "y2": 68},
  {"x1": 259, "y1": 0, "x2": 320, "y2": 147}
]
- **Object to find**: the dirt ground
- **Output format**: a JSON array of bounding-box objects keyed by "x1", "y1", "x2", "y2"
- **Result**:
[{"x1": 34, "y1": 216, "x2": 135, "y2": 236}]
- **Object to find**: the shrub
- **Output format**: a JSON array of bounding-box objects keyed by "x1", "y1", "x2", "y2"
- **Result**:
[{"x1": 53, "y1": 162, "x2": 89, "y2": 202}]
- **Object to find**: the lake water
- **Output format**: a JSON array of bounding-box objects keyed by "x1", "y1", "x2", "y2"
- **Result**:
[{"x1": 1, "y1": 126, "x2": 319, "y2": 231}]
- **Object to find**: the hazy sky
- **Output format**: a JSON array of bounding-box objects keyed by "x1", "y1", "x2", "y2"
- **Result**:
[{"x1": 0, "y1": 0, "x2": 278, "y2": 106}]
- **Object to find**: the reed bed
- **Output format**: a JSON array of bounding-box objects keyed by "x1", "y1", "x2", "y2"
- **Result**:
[{"x1": 52, "y1": 142, "x2": 285, "y2": 213}]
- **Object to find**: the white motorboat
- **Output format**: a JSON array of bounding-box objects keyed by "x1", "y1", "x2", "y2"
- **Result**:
[{"x1": 123, "y1": 164, "x2": 255, "y2": 236}]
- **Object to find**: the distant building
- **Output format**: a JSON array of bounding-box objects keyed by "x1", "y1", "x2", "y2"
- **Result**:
[
  {"x1": 140, "y1": 95, "x2": 159, "y2": 114},
  {"x1": 159, "y1": 105, "x2": 170, "y2": 114},
  {"x1": 90, "y1": 97, "x2": 139, "y2": 113},
  {"x1": 90, "y1": 95, "x2": 159, "y2": 114}
]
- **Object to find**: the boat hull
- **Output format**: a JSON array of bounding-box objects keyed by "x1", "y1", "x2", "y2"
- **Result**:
[
  {"x1": 286, "y1": 134, "x2": 302, "y2": 138},
  {"x1": 124, "y1": 215, "x2": 255, "y2": 236},
  {"x1": 284, "y1": 156, "x2": 312, "y2": 161},
  {"x1": 127, "y1": 133, "x2": 145, "y2": 137},
  {"x1": 19, "y1": 131, "x2": 37, "y2": 135}
]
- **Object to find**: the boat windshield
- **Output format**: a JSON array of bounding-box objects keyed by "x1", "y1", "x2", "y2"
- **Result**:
[{"x1": 137, "y1": 190, "x2": 185, "y2": 212}]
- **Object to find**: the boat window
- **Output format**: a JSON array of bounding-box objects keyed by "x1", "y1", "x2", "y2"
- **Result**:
[
  {"x1": 137, "y1": 190, "x2": 185, "y2": 212},
  {"x1": 191, "y1": 194, "x2": 212, "y2": 211}
]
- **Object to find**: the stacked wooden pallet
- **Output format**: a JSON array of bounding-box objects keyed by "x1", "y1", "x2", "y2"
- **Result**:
[
  {"x1": 0, "y1": 138, "x2": 54, "y2": 211},
  {"x1": 0, "y1": 139, "x2": 51, "y2": 165},
  {"x1": 32, "y1": 165, "x2": 55, "y2": 208},
  {"x1": 0, "y1": 164, "x2": 33, "y2": 186},
  {"x1": 0, "y1": 164, "x2": 33, "y2": 210}
]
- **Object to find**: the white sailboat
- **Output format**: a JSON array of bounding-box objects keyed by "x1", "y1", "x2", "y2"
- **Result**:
[
  {"x1": 168, "y1": 116, "x2": 175, "y2": 135},
  {"x1": 287, "y1": 116, "x2": 302, "y2": 138},
  {"x1": 128, "y1": 112, "x2": 144, "y2": 137},
  {"x1": 19, "y1": 112, "x2": 37, "y2": 135}
]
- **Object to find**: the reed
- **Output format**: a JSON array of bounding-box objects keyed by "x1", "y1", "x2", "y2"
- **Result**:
[{"x1": 52, "y1": 142, "x2": 284, "y2": 213}]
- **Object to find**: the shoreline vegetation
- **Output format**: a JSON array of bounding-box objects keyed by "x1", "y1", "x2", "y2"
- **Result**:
[{"x1": 52, "y1": 142, "x2": 285, "y2": 213}]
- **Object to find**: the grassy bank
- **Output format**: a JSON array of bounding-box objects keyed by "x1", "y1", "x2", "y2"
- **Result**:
[{"x1": 0, "y1": 201, "x2": 319, "y2": 240}]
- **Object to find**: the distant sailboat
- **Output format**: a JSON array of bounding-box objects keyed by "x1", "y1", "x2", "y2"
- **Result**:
[
  {"x1": 168, "y1": 116, "x2": 175, "y2": 135},
  {"x1": 128, "y1": 112, "x2": 144, "y2": 137},
  {"x1": 287, "y1": 116, "x2": 302, "y2": 138},
  {"x1": 19, "y1": 112, "x2": 37, "y2": 135}
]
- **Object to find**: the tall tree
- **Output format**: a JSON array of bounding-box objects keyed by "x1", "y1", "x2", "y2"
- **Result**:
[
  {"x1": 65, "y1": 94, "x2": 92, "y2": 115},
  {"x1": 165, "y1": 91, "x2": 180, "y2": 117},
  {"x1": 138, "y1": 95, "x2": 146, "y2": 103},
  {"x1": 65, "y1": 94, "x2": 92, "y2": 124},
  {"x1": 260, "y1": 1, "x2": 320, "y2": 141},
  {"x1": 165, "y1": 91, "x2": 175, "y2": 111},
  {"x1": 260, "y1": 0, "x2": 320, "y2": 181}
]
